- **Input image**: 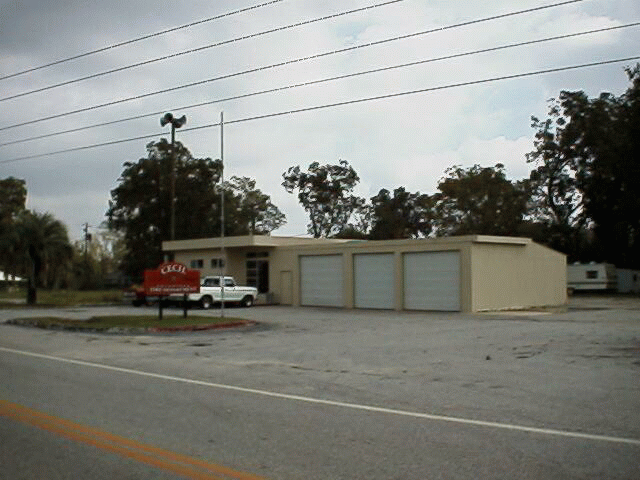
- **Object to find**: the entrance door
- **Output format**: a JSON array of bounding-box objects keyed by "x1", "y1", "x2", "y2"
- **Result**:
[{"x1": 247, "y1": 259, "x2": 269, "y2": 293}]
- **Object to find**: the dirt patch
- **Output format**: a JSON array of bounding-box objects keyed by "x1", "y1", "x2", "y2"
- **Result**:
[{"x1": 4, "y1": 317, "x2": 258, "y2": 334}]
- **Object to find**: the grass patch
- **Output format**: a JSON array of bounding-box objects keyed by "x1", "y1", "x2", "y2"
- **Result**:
[
  {"x1": 0, "y1": 289, "x2": 123, "y2": 307},
  {"x1": 8, "y1": 315, "x2": 247, "y2": 331}
]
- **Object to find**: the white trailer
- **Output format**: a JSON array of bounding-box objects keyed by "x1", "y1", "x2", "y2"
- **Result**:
[{"x1": 567, "y1": 263, "x2": 617, "y2": 292}]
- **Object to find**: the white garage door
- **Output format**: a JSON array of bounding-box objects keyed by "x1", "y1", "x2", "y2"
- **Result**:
[
  {"x1": 403, "y1": 251, "x2": 460, "y2": 311},
  {"x1": 354, "y1": 253, "x2": 395, "y2": 309},
  {"x1": 300, "y1": 255, "x2": 344, "y2": 307}
]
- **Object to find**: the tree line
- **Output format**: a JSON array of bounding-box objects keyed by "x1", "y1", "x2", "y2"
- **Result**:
[
  {"x1": 1, "y1": 65, "x2": 638, "y2": 300},
  {"x1": 283, "y1": 66, "x2": 640, "y2": 268}
]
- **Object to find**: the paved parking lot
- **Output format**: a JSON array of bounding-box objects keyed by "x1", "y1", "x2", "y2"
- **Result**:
[
  {"x1": 2, "y1": 294, "x2": 639, "y2": 478},
  {"x1": 2, "y1": 294, "x2": 639, "y2": 438}
]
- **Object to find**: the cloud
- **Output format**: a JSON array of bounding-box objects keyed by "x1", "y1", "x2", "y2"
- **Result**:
[
  {"x1": 1, "y1": 0, "x2": 638, "y2": 240},
  {"x1": 27, "y1": 189, "x2": 111, "y2": 237}
]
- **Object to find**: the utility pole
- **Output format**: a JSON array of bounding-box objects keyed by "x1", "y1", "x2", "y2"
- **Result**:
[
  {"x1": 170, "y1": 125, "x2": 176, "y2": 242},
  {"x1": 83, "y1": 223, "x2": 90, "y2": 259},
  {"x1": 220, "y1": 111, "x2": 225, "y2": 320},
  {"x1": 160, "y1": 112, "x2": 187, "y2": 241},
  {"x1": 83, "y1": 223, "x2": 91, "y2": 288}
]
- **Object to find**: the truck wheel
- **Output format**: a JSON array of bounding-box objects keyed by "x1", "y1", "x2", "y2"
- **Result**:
[
  {"x1": 241, "y1": 295, "x2": 254, "y2": 308},
  {"x1": 200, "y1": 296, "x2": 213, "y2": 309}
]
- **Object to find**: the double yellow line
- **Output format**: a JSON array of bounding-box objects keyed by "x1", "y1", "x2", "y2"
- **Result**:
[{"x1": 0, "y1": 400, "x2": 266, "y2": 480}]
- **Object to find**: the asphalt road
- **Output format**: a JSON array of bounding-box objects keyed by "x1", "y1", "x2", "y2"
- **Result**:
[{"x1": 1, "y1": 298, "x2": 639, "y2": 479}]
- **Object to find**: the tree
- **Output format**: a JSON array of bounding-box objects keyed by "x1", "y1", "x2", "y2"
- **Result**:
[
  {"x1": 226, "y1": 176, "x2": 286, "y2": 234},
  {"x1": 282, "y1": 160, "x2": 364, "y2": 238},
  {"x1": 333, "y1": 202, "x2": 373, "y2": 239},
  {"x1": 433, "y1": 164, "x2": 529, "y2": 237},
  {"x1": 108, "y1": 140, "x2": 218, "y2": 277},
  {"x1": 69, "y1": 227, "x2": 126, "y2": 289},
  {"x1": 0, "y1": 179, "x2": 74, "y2": 300},
  {"x1": 0, "y1": 177, "x2": 26, "y2": 223},
  {"x1": 527, "y1": 65, "x2": 640, "y2": 265},
  {"x1": 526, "y1": 102, "x2": 588, "y2": 258},
  {"x1": 14, "y1": 211, "x2": 72, "y2": 304},
  {"x1": 572, "y1": 68, "x2": 640, "y2": 267},
  {"x1": 108, "y1": 140, "x2": 285, "y2": 277},
  {"x1": 0, "y1": 177, "x2": 27, "y2": 280},
  {"x1": 368, "y1": 187, "x2": 434, "y2": 240}
]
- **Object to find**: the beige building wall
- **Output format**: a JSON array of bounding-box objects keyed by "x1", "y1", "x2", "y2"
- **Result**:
[
  {"x1": 269, "y1": 244, "x2": 350, "y2": 308},
  {"x1": 269, "y1": 237, "x2": 473, "y2": 310},
  {"x1": 171, "y1": 248, "x2": 233, "y2": 280},
  {"x1": 165, "y1": 235, "x2": 348, "y2": 289},
  {"x1": 164, "y1": 235, "x2": 567, "y2": 313},
  {"x1": 470, "y1": 239, "x2": 567, "y2": 311}
]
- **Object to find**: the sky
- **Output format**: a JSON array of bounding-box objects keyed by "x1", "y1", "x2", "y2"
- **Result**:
[{"x1": 1, "y1": 0, "x2": 638, "y2": 241}]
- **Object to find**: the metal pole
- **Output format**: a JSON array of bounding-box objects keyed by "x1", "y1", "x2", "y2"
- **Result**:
[
  {"x1": 170, "y1": 125, "x2": 176, "y2": 241},
  {"x1": 83, "y1": 223, "x2": 90, "y2": 288},
  {"x1": 220, "y1": 111, "x2": 225, "y2": 319}
]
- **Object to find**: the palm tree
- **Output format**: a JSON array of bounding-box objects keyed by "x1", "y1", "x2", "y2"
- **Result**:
[{"x1": 14, "y1": 211, "x2": 72, "y2": 304}]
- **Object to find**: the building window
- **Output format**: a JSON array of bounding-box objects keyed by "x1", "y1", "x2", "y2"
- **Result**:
[
  {"x1": 190, "y1": 259, "x2": 204, "y2": 269},
  {"x1": 586, "y1": 270, "x2": 598, "y2": 279},
  {"x1": 211, "y1": 258, "x2": 225, "y2": 268}
]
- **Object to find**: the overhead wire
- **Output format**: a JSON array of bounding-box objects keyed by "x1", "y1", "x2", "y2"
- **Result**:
[
  {"x1": 0, "y1": 0, "x2": 285, "y2": 82},
  {"x1": 0, "y1": 0, "x2": 588, "y2": 131},
  {"x1": 2, "y1": 22, "x2": 638, "y2": 148},
  {"x1": 0, "y1": 0, "x2": 405, "y2": 102},
  {"x1": 2, "y1": 56, "x2": 638, "y2": 165}
]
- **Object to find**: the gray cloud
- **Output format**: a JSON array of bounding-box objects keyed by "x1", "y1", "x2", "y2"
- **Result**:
[{"x1": 1, "y1": 0, "x2": 639, "y2": 239}]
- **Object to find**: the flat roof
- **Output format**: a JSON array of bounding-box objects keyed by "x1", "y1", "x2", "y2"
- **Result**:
[
  {"x1": 163, "y1": 234, "x2": 531, "y2": 252},
  {"x1": 163, "y1": 235, "x2": 349, "y2": 251}
]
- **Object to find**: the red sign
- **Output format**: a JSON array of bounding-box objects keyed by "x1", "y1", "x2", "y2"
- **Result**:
[{"x1": 143, "y1": 262, "x2": 200, "y2": 295}]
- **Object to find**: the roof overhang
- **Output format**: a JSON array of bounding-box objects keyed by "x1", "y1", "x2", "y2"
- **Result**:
[
  {"x1": 163, "y1": 234, "x2": 535, "y2": 253},
  {"x1": 163, "y1": 235, "x2": 350, "y2": 252}
]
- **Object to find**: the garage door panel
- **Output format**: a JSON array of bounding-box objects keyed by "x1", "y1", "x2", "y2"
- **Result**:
[
  {"x1": 300, "y1": 255, "x2": 343, "y2": 307},
  {"x1": 404, "y1": 251, "x2": 460, "y2": 311},
  {"x1": 354, "y1": 253, "x2": 394, "y2": 309}
]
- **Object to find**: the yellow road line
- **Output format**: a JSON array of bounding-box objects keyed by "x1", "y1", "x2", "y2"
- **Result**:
[{"x1": 0, "y1": 400, "x2": 266, "y2": 480}]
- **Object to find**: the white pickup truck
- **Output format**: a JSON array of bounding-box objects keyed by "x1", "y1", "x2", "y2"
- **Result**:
[{"x1": 172, "y1": 276, "x2": 258, "y2": 309}]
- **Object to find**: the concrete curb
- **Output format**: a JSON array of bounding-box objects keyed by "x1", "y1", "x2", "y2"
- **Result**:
[
  {"x1": 4, "y1": 318, "x2": 258, "y2": 334},
  {"x1": 149, "y1": 320, "x2": 257, "y2": 333}
]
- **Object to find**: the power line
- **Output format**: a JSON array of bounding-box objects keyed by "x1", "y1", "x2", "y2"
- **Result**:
[
  {"x1": 2, "y1": 22, "x2": 637, "y2": 148},
  {"x1": 2, "y1": 56, "x2": 637, "y2": 165},
  {"x1": 0, "y1": 0, "x2": 404, "y2": 102},
  {"x1": 0, "y1": 0, "x2": 587, "y2": 131},
  {"x1": 0, "y1": 0, "x2": 285, "y2": 82}
]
